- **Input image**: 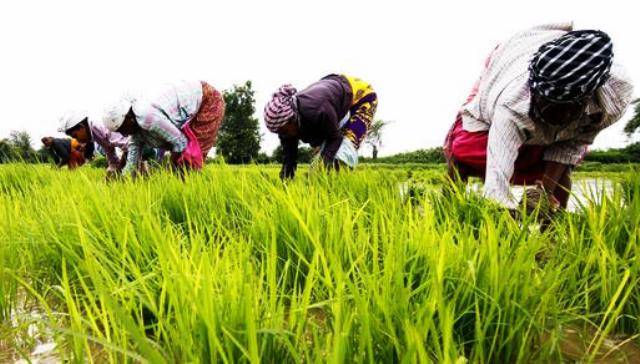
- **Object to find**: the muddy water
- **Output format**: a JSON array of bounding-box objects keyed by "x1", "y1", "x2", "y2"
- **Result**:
[
  {"x1": 512, "y1": 178, "x2": 615, "y2": 212},
  {"x1": 4, "y1": 292, "x2": 59, "y2": 363},
  {"x1": 541, "y1": 325, "x2": 640, "y2": 363}
]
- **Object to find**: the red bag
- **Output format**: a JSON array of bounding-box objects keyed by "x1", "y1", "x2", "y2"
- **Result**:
[{"x1": 173, "y1": 123, "x2": 203, "y2": 170}]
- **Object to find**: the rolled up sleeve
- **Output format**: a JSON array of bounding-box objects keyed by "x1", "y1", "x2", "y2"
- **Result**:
[
  {"x1": 122, "y1": 137, "x2": 141, "y2": 176},
  {"x1": 543, "y1": 141, "x2": 587, "y2": 166},
  {"x1": 91, "y1": 124, "x2": 128, "y2": 170}
]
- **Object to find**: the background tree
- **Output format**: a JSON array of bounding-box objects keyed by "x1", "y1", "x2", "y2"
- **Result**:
[
  {"x1": 216, "y1": 81, "x2": 261, "y2": 164},
  {"x1": 584, "y1": 142, "x2": 640, "y2": 163},
  {"x1": 9, "y1": 131, "x2": 37, "y2": 162},
  {"x1": 365, "y1": 119, "x2": 389, "y2": 159},
  {"x1": 0, "y1": 139, "x2": 17, "y2": 163},
  {"x1": 624, "y1": 98, "x2": 640, "y2": 137},
  {"x1": 254, "y1": 152, "x2": 271, "y2": 164},
  {"x1": 362, "y1": 147, "x2": 446, "y2": 164}
]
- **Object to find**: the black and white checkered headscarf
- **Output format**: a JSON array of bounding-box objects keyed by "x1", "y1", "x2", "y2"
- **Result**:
[{"x1": 529, "y1": 30, "x2": 613, "y2": 103}]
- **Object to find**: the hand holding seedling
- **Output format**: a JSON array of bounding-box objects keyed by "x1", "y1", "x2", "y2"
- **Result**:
[{"x1": 520, "y1": 182, "x2": 560, "y2": 221}]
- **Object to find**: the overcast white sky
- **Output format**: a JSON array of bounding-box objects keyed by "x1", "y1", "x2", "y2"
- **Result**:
[{"x1": 0, "y1": 0, "x2": 637, "y2": 156}]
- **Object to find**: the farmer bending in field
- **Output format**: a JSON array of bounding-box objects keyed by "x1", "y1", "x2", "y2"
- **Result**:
[
  {"x1": 264, "y1": 74, "x2": 377, "y2": 180},
  {"x1": 102, "y1": 81, "x2": 225, "y2": 177},
  {"x1": 59, "y1": 110, "x2": 129, "y2": 178},
  {"x1": 444, "y1": 23, "x2": 634, "y2": 212},
  {"x1": 41, "y1": 137, "x2": 85, "y2": 169}
]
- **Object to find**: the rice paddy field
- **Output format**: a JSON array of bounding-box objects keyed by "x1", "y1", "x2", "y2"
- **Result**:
[{"x1": 0, "y1": 163, "x2": 639, "y2": 363}]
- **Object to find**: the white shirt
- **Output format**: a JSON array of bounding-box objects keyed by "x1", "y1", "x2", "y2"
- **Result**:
[
  {"x1": 461, "y1": 22, "x2": 634, "y2": 208},
  {"x1": 123, "y1": 81, "x2": 203, "y2": 175}
]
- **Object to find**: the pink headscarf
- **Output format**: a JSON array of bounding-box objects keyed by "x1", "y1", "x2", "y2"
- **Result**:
[{"x1": 264, "y1": 84, "x2": 298, "y2": 132}]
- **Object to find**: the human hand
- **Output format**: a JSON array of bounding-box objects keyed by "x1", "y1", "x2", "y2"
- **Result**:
[
  {"x1": 105, "y1": 168, "x2": 121, "y2": 182},
  {"x1": 520, "y1": 182, "x2": 559, "y2": 219}
]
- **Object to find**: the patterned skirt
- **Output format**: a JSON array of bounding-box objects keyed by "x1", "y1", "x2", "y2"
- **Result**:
[{"x1": 190, "y1": 82, "x2": 226, "y2": 157}]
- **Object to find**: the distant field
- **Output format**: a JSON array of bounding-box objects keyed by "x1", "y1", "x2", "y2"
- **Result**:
[{"x1": 1, "y1": 164, "x2": 639, "y2": 362}]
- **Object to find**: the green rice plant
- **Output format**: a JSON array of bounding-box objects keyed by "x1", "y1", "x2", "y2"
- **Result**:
[{"x1": 0, "y1": 163, "x2": 638, "y2": 363}]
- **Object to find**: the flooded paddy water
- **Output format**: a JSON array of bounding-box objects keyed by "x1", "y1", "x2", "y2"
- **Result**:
[{"x1": 399, "y1": 177, "x2": 617, "y2": 213}]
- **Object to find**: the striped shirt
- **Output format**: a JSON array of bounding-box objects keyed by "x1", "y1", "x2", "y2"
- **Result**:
[
  {"x1": 90, "y1": 122, "x2": 128, "y2": 171},
  {"x1": 461, "y1": 22, "x2": 634, "y2": 208},
  {"x1": 123, "y1": 81, "x2": 203, "y2": 175}
]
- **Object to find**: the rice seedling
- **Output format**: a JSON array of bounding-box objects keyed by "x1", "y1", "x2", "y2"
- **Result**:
[{"x1": 0, "y1": 163, "x2": 638, "y2": 363}]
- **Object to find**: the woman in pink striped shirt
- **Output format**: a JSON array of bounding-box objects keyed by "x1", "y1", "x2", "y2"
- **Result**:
[
  {"x1": 102, "y1": 81, "x2": 225, "y2": 177},
  {"x1": 59, "y1": 110, "x2": 129, "y2": 178}
]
